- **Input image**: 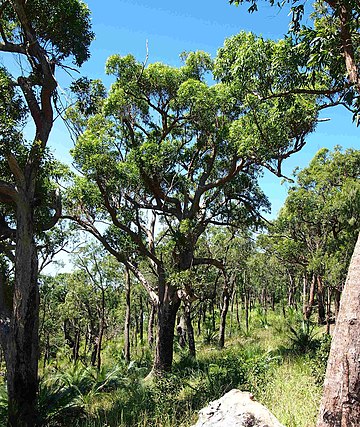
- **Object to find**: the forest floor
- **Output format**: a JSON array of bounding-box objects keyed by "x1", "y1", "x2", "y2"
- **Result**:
[{"x1": 0, "y1": 308, "x2": 329, "y2": 426}]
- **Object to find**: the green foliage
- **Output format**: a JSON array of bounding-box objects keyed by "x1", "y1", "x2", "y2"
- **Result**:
[
  {"x1": 1, "y1": 0, "x2": 94, "y2": 66},
  {"x1": 0, "y1": 67, "x2": 26, "y2": 139},
  {"x1": 25, "y1": 341, "x2": 281, "y2": 426},
  {"x1": 287, "y1": 320, "x2": 319, "y2": 354},
  {"x1": 0, "y1": 383, "x2": 7, "y2": 427},
  {"x1": 262, "y1": 147, "x2": 360, "y2": 298},
  {"x1": 202, "y1": 324, "x2": 218, "y2": 345},
  {"x1": 67, "y1": 33, "x2": 319, "y2": 296},
  {"x1": 214, "y1": 32, "x2": 307, "y2": 95},
  {"x1": 308, "y1": 333, "x2": 332, "y2": 385}
]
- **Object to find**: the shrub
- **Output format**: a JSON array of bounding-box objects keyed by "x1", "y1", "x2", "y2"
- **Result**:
[{"x1": 308, "y1": 333, "x2": 332, "y2": 385}]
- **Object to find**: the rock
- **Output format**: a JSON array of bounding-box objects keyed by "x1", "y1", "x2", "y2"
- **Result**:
[{"x1": 192, "y1": 389, "x2": 285, "y2": 427}]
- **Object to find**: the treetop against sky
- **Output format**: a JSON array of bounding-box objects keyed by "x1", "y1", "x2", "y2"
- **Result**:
[{"x1": 3, "y1": 0, "x2": 357, "y2": 217}]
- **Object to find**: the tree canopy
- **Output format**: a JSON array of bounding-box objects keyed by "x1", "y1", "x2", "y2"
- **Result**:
[{"x1": 64, "y1": 32, "x2": 320, "y2": 372}]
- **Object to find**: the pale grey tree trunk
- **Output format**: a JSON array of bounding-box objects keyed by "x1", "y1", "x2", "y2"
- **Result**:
[{"x1": 317, "y1": 233, "x2": 360, "y2": 427}]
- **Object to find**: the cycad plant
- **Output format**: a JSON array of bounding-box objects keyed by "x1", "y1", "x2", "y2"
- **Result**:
[{"x1": 288, "y1": 320, "x2": 319, "y2": 354}]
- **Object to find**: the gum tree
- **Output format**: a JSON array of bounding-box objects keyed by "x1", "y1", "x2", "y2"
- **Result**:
[
  {"x1": 0, "y1": 1, "x2": 93, "y2": 425},
  {"x1": 66, "y1": 35, "x2": 318, "y2": 373},
  {"x1": 229, "y1": 0, "x2": 360, "y2": 110},
  {"x1": 264, "y1": 147, "x2": 360, "y2": 324}
]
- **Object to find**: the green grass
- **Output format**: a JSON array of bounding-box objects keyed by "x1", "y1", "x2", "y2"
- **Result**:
[
  {"x1": 0, "y1": 308, "x2": 329, "y2": 426},
  {"x1": 260, "y1": 357, "x2": 322, "y2": 427}
]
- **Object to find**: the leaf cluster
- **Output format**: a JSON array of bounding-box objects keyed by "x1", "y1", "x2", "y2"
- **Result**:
[{"x1": 1, "y1": 0, "x2": 94, "y2": 66}]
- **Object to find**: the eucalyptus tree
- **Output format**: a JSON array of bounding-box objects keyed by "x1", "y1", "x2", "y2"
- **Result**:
[
  {"x1": 73, "y1": 245, "x2": 124, "y2": 370},
  {"x1": 228, "y1": 0, "x2": 360, "y2": 115},
  {"x1": 196, "y1": 227, "x2": 254, "y2": 347},
  {"x1": 0, "y1": 1, "x2": 93, "y2": 424},
  {"x1": 264, "y1": 147, "x2": 360, "y2": 323},
  {"x1": 58, "y1": 248, "x2": 122, "y2": 370},
  {"x1": 66, "y1": 35, "x2": 318, "y2": 373}
]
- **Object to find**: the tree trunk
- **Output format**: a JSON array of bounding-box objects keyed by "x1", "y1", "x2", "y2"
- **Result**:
[
  {"x1": 229, "y1": 288, "x2": 236, "y2": 337},
  {"x1": 211, "y1": 300, "x2": 216, "y2": 332},
  {"x1": 317, "y1": 233, "x2": 360, "y2": 427},
  {"x1": 219, "y1": 276, "x2": 231, "y2": 348},
  {"x1": 43, "y1": 334, "x2": 50, "y2": 368},
  {"x1": 89, "y1": 319, "x2": 98, "y2": 367},
  {"x1": 185, "y1": 301, "x2": 196, "y2": 358},
  {"x1": 177, "y1": 314, "x2": 187, "y2": 349},
  {"x1": 244, "y1": 288, "x2": 250, "y2": 333},
  {"x1": 124, "y1": 268, "x2": 131, "y2": 363},
  {"x1": 236, "y1": 289, "x2": 241, "y2": 327},
  {"x1": 0, "y1": 268, "x2": 11, "y2": 361},
  {"x1": 317, "y1": 275, "x2": 326, "y2": 325},
  {"x1": 288, "y1": 271, "x2": 296, "y2": 308},
  {"x1": 303, "y1": 273, "x2": 316, "y2": 320},
  {"x1": 153, "y1": 274, "x2": 180, "y2": 373},
  {"x1": 7, "y1": 200, "x2": 39, "y2": 427},
  {"x1": 139, "y1": 294, "x2": 144, "y2": 344},
  {"x1": 197, "y1": 305, "x2": 202, "y2": 336},
  {"x1": 73, "y1": 328, "x2": 80, "y2": 363},
  {"x1": 334, "y1": 285, "x2": 341, "y2": 320},
  {"x1": 326, "y1": 287, "x2": 331, "y2": 335},
  {"x1": 96, "y1": 322, "x2": 104, "y2": 371},
  {"x1": 148, "y1": 302, "x2": 155, "y2": 349}
]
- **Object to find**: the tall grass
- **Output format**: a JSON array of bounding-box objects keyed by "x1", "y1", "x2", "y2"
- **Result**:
[{"x1": 260, "y1": 357, "x2": 322, "y2": 427}]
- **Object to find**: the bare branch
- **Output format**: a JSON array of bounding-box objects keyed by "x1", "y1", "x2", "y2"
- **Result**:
[
  {"x1": 0, "y1": 180, "x2": 18, "y2": 203},
  {"x1": 0, "y1": 41, "x2": 26, "y2": 54},
  {"x1": 125, "y1": 260, "x2": 159, "y2": 305},
  {"x1": 193, "y1": 257, "x2": 225, "y2": 271}
]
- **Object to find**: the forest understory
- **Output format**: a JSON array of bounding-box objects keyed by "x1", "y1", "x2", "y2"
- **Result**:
[{"x1": 0, "y1": 308, "x2": 329, "y2": 427}]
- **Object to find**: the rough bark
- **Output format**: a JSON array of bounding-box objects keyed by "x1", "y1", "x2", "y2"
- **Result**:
[
  {"x1": 317, "y1": 275, "x2": 326, "y2": 324},
  {"x1": 0, "y1": 3, "x2": 58, "y2": 424},
  {"x1": 317, "y1": 233, "x2": 360, "y2": 427},
  {"x1": 325, "y1": 0, "x2": 360, "y2": 92},
  {"x1": 153, "y1": 273, "x2": 181, "y2": 373},
  {"x1": 7, "y1": 198, "x2": 39, "y2": 427}
]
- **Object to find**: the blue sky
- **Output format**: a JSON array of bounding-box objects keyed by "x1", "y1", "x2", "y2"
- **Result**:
[{"x1": 49, "y1": 0, "x2": 358, "y2": 217}]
